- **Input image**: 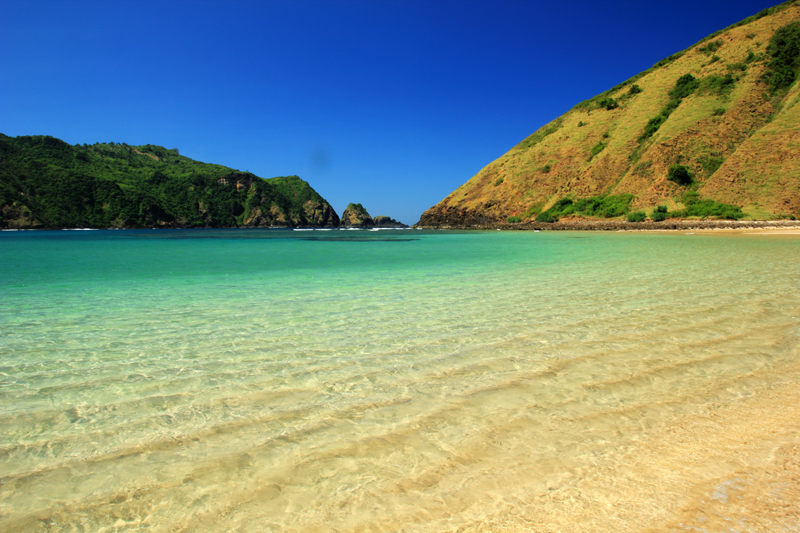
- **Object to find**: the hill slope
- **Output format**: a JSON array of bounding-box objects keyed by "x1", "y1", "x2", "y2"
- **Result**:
[
  {"x1": 419, "y1": 1, "x2": 800, "y2": 226},
  {"x1": 0, "y1": 135, "x2": 339, "y2": 229}
]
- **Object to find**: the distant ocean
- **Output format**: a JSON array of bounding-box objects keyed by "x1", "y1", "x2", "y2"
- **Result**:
[{"x1": 1, "y1": 228, "x2": 799, "y2": 531}]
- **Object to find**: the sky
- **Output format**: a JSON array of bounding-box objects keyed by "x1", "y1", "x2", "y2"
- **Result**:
[{"x1": 0, "y1": 0, "x2": 782, "y2": 224}]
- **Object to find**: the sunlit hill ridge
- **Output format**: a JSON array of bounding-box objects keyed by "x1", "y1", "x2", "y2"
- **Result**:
[{"x1": 419, "y1": 1, "x2": 800, "y2": 226}]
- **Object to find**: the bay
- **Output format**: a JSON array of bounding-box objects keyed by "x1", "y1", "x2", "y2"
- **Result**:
[{"x1": 1, "y1": 228, "x2": 799, "y2": 532}]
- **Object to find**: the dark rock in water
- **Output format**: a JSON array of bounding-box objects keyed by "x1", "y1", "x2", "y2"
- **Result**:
[
  {"x1": 340, "y1": 203, "x2": 374, "y2": 227},
  {"x1": 372, "y1": 215, "x2": 408, "y2": 228}
]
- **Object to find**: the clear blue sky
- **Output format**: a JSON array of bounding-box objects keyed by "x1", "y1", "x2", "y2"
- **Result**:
[{"x1": 0, "y1": 0, "x2": 780, "y2": 224}]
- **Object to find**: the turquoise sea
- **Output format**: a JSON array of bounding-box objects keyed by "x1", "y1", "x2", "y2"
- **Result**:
[{"x1": 1, "y1": 228, "x2": 799, "y2": 532}]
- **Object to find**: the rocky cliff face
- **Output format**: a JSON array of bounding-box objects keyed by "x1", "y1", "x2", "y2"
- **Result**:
[
  {"x1": 419, "y1": 2, "x2": 800, "y2": 226},
  {"x1": 340, "y1": 203, "x2": 374, "y2": 227}
]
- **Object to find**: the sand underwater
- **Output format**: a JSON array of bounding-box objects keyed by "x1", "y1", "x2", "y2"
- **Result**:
[{"x1": 1, "y1": 228, "x2": 798, "y2": 532}]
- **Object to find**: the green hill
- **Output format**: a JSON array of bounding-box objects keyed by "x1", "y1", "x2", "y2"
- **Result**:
[
  {"x1": 0, "y1": 134, "x2": 339, "y2": 229},
  {"x1": 419, "y1": 1, "x2": 800, "y2": 226}
]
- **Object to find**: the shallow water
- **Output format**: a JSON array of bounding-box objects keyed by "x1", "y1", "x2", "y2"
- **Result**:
[{"x1": 1, "y1": 229, "x2": 798, "y2": 531}]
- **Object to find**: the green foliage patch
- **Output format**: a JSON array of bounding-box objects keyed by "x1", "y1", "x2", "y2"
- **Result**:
[
  {"x1": 534, "y1": 194, "x2": 636, "y2": 222},
  {"x1": 589, "y1": 142, "x2": 607, "y2": 160},
  {"x1": 674, "y1": 190, "x2": 744, "y2": 219},
  {"x1": 764, "y1": 20, "x2": 800, "y2": 93},
  {"x1": 597, "y1": 97, "x2": 619, "y2": 110},
  {"x1": 703, "y1": 73, "x2": 737, "y2": 95},
  {"x1": 698, "y1": 40, "x2": 724, "y2": 55},
  {"x1": 638, "y1": 74, "x2": 700, "y2": 144},
  {"x1": 667, "y1": 164, "x2": 694, "y2": 186},
  {"x1": 0, "y1": 134, "x2": 334, "y2": 228}
]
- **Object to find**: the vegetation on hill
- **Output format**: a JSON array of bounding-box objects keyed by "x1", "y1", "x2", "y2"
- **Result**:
[
  {"x1": 418, "y1": 1, "x2": 800, "y2": 226},
  {"x1": 0, "y1": 135, "x2": 339, "y2": 228}
]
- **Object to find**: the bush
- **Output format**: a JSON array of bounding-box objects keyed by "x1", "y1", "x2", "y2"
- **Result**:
[
  {"x1": 541, "y1": 164, "x2": 552, "y2": 173},
  {"x1": 535, "y1": 212, "x2": 557, "y2": 223},
  {"x1": 535, "y1": 194, "x2": 636, "y2": 221},
  {"x1": 667, "y1": 165, "x2": 694, "y2": 186},
  {"x1": 651, "y1": 207, "x2": 669, "y2": 222},
  {"x1": 698, "y1": 40, "x2": 723, "y2": 55},
  {"x1": 639, "y1": 115, "x2": 667, "y2": 143},
  {"x1": 628, "y1": 84, "x2": 643, "y2": 95},
  {"x1": 704, "y1": 74, "x2": 736, "y2": 94},
  {"x1": 669, "y1": 74, "x2": 700, "y2": 103},
  {"x1": 507, "y1": 216, "x2": 522, "y2": 223},
  {"x1": 712, "y1": 107, "x2": 726, "y2": 116},
  {"x1": 597, "y1": 97, "x2": 619, "y2": 110},
  {"x1": 627, "y1": 211, "x2": 646, "y2": 222},
  {"x1": 680, "y1": 190, "x2": 743, "y2": 219},
  {"x1": 764, "y1": 21, "x2": 800, "y2": 93},
  {"x1": 494, "y1": 178, "x2": 504, "y2": 186},
  {"x1": 589, "y1": 142, "x2": 606, "y2": 160}
]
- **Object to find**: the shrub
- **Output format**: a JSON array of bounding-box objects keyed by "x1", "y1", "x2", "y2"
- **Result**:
[
  {"x1": 536, "y1": 212, "x2": 557, "y2": 223},
  {"x1": 705, "y1": 74, "x2": 736, "y2": 94},
  {"x1": 764, "y1": 21, "x2": 800, "y2": 93},
  {"x1": 712, "y1": 107, "x2": 726, "y2": 116},
  {"x1": 536, "y1": 194, "x2": 635, "y2": 221},
  {"x1": 651, "y1": 207, "x2": 669, "y2": 222},
  {"x1": 638, "y1": 75, "x2": 699, "y2": 144},
  {"x1": 667, "y1": 165, "x2": 694, "y2": 186},
  {"x1": 679, "y1": 190, "x2": 743, "y2": 219},
  {"x1": 494, "y1": 178, "x2": 504, "y2": 186},
  {"x1": 669, "y1": 74, "x2": 700, "y2": 103},
  {"x1": 589, "y1": 142, "x2": 606, "y2": 160},
  {"x1": 578, "y1": 121, "x2": 586, "y2": 127},
  {"x1": 597, "y1": 97, "x2": 619, "y2": 110},
  {"x1": 698, "y1": 40, "x2": 723, "y2": 55},
  {"x1": 507, "y1": 216, "x2": 522, "y2": 223},
  {"x1": 638, "y1": 115, "x2": 667, "y2": 143},
  {"x1": 627, "y1": 211, "x2": 646, "y2": 222},
  {"x1": 628, "y1": 84, "x2": 643, "y2": 95},
  {"x1": 709, "y1": 55, "x2": 721, "y2": 64},
  {"x1": 541, "y1": 164, "x2": 552, "y2": 173}
]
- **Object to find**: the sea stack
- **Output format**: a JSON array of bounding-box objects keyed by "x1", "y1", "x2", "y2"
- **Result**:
[{"x1": 340, "y1": 203, "x2": 374, "y2": 227}]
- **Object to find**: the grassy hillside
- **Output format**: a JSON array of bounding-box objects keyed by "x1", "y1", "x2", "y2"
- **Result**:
[
  {"x1": 419, "y1": 1, "x2": 800, "y2": 226},
  {"x1": 0, "y1": 135, "x2": 339, "y2": 228}
]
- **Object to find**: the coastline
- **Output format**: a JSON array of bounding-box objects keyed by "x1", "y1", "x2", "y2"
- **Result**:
[{"x1": 414, "y1": 219, "x2": 800, "y2": 233}]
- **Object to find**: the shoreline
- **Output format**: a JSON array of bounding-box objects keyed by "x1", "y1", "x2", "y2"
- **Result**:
[{"x1": 414, "y1": 219, "x2": 800, "y2": 233}]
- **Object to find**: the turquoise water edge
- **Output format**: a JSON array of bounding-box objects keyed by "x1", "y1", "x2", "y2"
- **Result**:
[{"x1": 1, "y1": 228, "x2": 799, "y2": 531}]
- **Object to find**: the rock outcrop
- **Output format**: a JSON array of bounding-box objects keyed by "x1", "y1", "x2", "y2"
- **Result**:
[
  {"x1": 372, "y1": 215, "x2": 409, "y2": 228},
  {"x1": 340, "y1": 203, "x2": 374, "y2": 227}
]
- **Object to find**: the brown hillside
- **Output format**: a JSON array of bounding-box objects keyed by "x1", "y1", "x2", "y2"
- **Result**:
[{"x1": 419, "y1": 2, "x2": 800, "y2": 226}]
